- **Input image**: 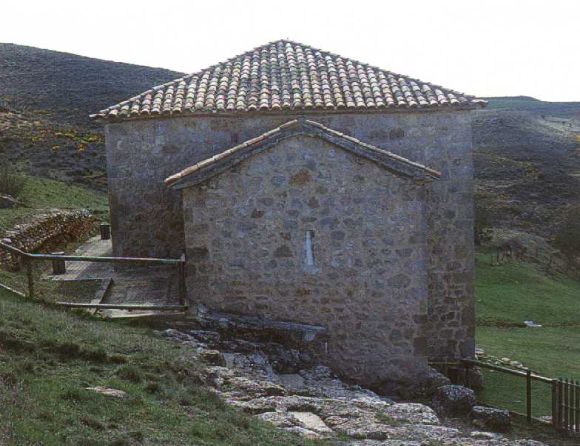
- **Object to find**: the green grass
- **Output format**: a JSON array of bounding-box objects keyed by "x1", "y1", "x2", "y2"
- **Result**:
[
  {"x1": 476, "y1": 327, "x2": 580, "y2": 417},
  {"x1": 476, "y1": 253, "x2": 580, "y2": 326},
  {"x1": 0, "y1": 175, "x2": 108, "y2": 231},
  {"x1": 0, "y1": 288, "x2": 318, "y2": 446},
  {"x1": 475, "y1": 253, "x2": 580, "y2": 417}
]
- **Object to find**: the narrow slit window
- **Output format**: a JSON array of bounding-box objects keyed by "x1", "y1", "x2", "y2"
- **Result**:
[{"x1": 305, "y1": 230, "x2": 315, "y2": 266}]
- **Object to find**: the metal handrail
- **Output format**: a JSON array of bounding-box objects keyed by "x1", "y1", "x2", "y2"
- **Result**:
[
  {"x1": 0, "y1": 240, "x2": 187, "y2": 306},
  {"x1": 0, "y1": 241, "x2": 184, "y2": 265},
  {"x1": 460, "y1": 358, "x2": 557, "y2": 426},
  {"x1": 462, "y1": 358, "x2": 553, "y2": 384}
]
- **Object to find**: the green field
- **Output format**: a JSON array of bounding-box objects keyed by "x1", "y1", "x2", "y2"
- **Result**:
[{"x1": 475, "y1": 253, "x2": 580, "y2": 417}]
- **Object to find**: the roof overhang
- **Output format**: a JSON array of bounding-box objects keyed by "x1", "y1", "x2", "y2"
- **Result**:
[
  {"x1": 90, "y1": 101, "x2": 486, "y2": 123},
  {"x1": 165, "y1": 119, "x2": 441, "y2": 190}
]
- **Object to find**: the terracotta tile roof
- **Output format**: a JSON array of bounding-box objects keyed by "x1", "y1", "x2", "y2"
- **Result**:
[
  {"x1": 91, "y1": 40, "x2": 486, "y2": 121},
  {"x1": 165, "y1": 119, "x2": 441, "y2": 189}
]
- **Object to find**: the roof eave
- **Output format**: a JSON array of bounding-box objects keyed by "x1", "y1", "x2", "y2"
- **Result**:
[{"x1": 89, "y1": 102, "x2": 485, "y2": 124}]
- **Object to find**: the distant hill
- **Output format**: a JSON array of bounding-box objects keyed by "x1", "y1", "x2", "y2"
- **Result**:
[
  {"x1": 0, "y1": 43, "x2": 183, "y2": 126},
  {"x1": 473, "y1": 97, "x2": 580, "y2": 237},
  {"x1": 0, "y1": 43, "x2": 183, "y2": 189},
  {"x1": 0, "y1": 43, "x2": 578, "y2": 237},
  {"x1": 481, "y1": 96, "x2": 580, "y2": 117}
]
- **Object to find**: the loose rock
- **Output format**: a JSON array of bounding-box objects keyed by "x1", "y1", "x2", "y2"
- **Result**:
[
  {"x1": 86, "y1": 386, "x2": 127, "y2": 398},
  {"x1": 200, "y1": 349, "x2": 226, "y2": 366},
  {"x1": 432, "y1": 385, "x2": 476, "y2": 417},
  {"x1": 0, "y1": 194, "x2": 17, "y2": 209},
  {"x1": 159, "y1": 328, "x2": 545, "y2": 445},
  {"x1": 471, "y1": 405, "x2": 511, "y2": 431}
]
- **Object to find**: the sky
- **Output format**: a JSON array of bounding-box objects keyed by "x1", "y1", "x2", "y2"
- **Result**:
[{"x1": 1, "y1": 0, "x2": 579, "y2": 101}]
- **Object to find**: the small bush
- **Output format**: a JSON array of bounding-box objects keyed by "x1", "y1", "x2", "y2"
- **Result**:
[
  {"x1": 109, "y1": 354, "x2": 128, "y2": 364},
  {"x1": 475, "y1": 192, "x2": 494, "y2": 245},
  {"x1": 115, "y1": 365, "x2": 143, "y2": 383},
  {"x1": 61, "y1": 388, "x2": 88, "y2": 402},
  {"x1": 178, "y1": 395, "x2": 193, "y2": 406},
  {"x1": 144, "y1": 381, "x2": 161, "y2": 394},
  {"x1": 80, "y1": 415, "x2": 105, "y2": 431},
  {"x1": 83, "y1": 348, "x2": 108, "y2": 363},
  {"x1": 48, "y1": 341, "x2": 81, "y2": 359},
  {"x1": 108, "y1": 437, "x2": 131, "y2": 446},
  {"x1": 0, "y1": 167, "x2": 27, "y2": 198},
  {"x1": 128, "y1": 431, "x2": 144, "y2": 442}
]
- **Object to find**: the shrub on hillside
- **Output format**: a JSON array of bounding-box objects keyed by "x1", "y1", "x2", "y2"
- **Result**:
[
  {"x1": 554, "y1": 205, "x2": 580, "y2": 263},
  {"x1": 0, "y1": 167, "x2": 27, "y2": 198},
  {"x1": 475, "y1": 192, "x2": 494, "y2": 245}
]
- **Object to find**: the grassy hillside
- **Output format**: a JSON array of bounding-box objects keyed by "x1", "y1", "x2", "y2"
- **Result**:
[
  {"x1": 0, "y1": 107, "x2": 108, "y2": 189},
  {"x1": 0, "y1": 175, "x2": 108, "y2": 231},
  {"x1": 0, "y1": 288, "x2": 316, "y2": 446},
  {"x1": 476, "y1": 253, "x2": 580, "y2": 327},
  {"x1": 473, "y1": 97, "x2": 580, "y2": 238},
  {"x1": 475, "y1": 253, "x2": 580, "y2": 417}
]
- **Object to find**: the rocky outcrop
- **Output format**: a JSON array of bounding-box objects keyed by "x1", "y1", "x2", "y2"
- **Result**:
[
  {"x1": 0, "y1": 209, "x2": 95, "y2": 270},
  {"x1": 0, "y1": 194, "x2": 18, "y2": 209},
  {"x1": 159, "y1": 328, "x2": 543, "y2": 445}
]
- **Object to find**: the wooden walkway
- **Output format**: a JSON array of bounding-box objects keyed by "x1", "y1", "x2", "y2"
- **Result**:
[{"x1": 43, "y1": 236, "x2": 184, "y2": 318}]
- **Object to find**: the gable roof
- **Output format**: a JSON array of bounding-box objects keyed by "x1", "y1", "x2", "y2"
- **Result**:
[
  {"x1": 165, "y1": 119, "x2": 441, "y2": 189},
  {"x1": 91, "y1": 40, "x2": 486, "y2": 121}
]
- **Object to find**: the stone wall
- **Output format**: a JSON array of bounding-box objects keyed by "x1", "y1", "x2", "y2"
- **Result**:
[
  {"x1": 104, "y1": 110, "x2": 475, "y2": 364},
  {"x1": 182, "y1": 136, "x2": 430, "y2": 385},
  {"x1": 0, "y1": 209, "x2": 95, "y2": 270}
]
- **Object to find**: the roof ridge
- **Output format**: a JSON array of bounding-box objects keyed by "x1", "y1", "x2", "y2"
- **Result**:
[
  {"x1": 271, "y1": 40, "x2": 476, "y2": 100},
  {"x1": 91, "y1": 40, "x2": 486, "y2": 120},
  {"x1": 167, "y1": 39, "x2": 474, "y2": 100}
]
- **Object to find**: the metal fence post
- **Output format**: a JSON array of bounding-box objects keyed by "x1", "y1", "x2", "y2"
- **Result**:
[
  {"x1": 558, "y1": 378, "x2": 564, "y2": 429},
  {"x1": 565, "y1": 379, "x2": 569, "y2": 430},
  {"x1": 552, "y1": 380, "x2": 559, "y2": 430},
  {"x1": 25, "y1": 258, "x2": 34, "y2": 299},
  {"x1": 178, "y1": 254, "x2": 186, "y2": 307},
  {"x1": 51, "y1": 252, "x2": 66, "y2": 275},
  {"x1": 571, "y1": 379, "x2": 577, "y2": 433},
  {"x1": 526, "y1": 369, "x2": 532, "y2": 422},
  {"x1": 100, "y1": 223, "x2": 111, "y2": 240},
  {"x1": 574, "y1": 381, "x2": 580, "y2": 432}
]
